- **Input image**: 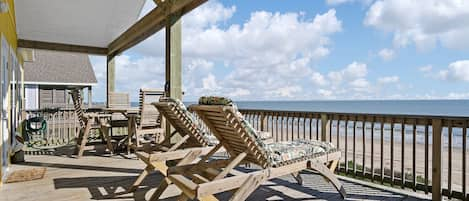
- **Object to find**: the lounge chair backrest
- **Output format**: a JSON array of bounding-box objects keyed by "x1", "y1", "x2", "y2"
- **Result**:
[
  {"x1": 70, "y1": 89, "x2": 86, "y2": 128},
  {"x1": 190, "y1": 104, "x2": 271, "y2": 168},
  {"x1": 153, "y1": 98, "x2": 210, "y2": 147},
  {"x1": 108, "y1": 92, "x2": 130, "y2": 108},
  {"x1": 139, "y1": 89, "x2": 164, "y2": 128}
]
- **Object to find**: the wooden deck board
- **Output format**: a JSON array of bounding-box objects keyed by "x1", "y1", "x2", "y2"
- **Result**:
[{"x1": 1, "y1": 155, "x2": 430, "y2": 201}]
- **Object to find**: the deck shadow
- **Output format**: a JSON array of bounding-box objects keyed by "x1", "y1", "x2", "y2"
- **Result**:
[
  {"x1": 53, "y1": 174, "x2": 162, "y2": 201},
  {"x1": 18, "y1": 161, "x2": 141, "y2": 174}
]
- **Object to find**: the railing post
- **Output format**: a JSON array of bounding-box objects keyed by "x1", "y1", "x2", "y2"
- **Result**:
[
  {"x1": 321, "y1": 114, "x2": 329, "y2": 142},
  {"x1": 260, "y1": 112, "x2": 266, "y2": 131},
  {"x1": 432, "y1": 119, "x2": 442, "y2": 201}
]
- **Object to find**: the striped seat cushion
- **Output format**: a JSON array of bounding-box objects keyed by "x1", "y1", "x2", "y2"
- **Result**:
[{"x1": 265, "y1": 140, "x2": 337, "y2": 167}]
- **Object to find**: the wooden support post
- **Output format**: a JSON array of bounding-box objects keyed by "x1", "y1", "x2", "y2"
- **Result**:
[
  {"x1": 106, "y1": 56, "x2": 115, "y2": 108},
  {"x1": 164, "y1": 13, "x2": 182, "y2": 143},
  {"x1": 432, "y1": 119, "x2": 442, "y2": 201},
  {"x1": 321, "y1": 114, "x2": 329, "y2": 142},
  {"x1": 87, "y1": 86, "x2": 92, "y2": 108}
]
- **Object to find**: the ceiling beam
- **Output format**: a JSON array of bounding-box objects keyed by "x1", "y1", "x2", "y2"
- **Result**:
[
  {"x1": 18, "y1": 39, "x2": 108, "y2": 55},
  {"x1": 108, "y1": 0, "x2": 207, "y2": 56}
]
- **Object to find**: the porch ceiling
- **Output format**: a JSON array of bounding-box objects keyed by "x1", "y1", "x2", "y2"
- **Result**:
[{"x1": 14, "y1": 0, "x2": 145, "y2": 52}]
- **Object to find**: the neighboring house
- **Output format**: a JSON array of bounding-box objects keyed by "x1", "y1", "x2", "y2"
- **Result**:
[{"x1": 23, "y1": 49, "x2": 97, "y2": 110}]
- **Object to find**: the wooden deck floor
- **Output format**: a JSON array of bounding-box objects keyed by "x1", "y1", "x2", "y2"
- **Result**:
[{"x1": 1, "y1": 154, "x2": 431, "y2": 201}]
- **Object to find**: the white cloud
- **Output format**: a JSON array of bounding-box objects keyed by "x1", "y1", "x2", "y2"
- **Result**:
[
  {"x1": 378, "y1": 48, "x2": 395, "y2": 61},
  {"x1": 92, "y1": 1, "x2": 344, "y2": 101},
  {"x1": 438, "y1": 60, "x2": 469, "y2": 82},
  {"x1": 317, "y1": 89, "x2": 334, "y2": 98},
  {"x1": 447, "y1": 92, "x2": 469, "y2": 99},
  {"x1": 228, "y1": 88, "x2": 251, "y2": 97},
  {"x1": 378, "y1": 76, "x2": 399, "y2": 84},
  {"x1": 326, "y1": 0, "x2": 373, "y2": 6},
  {"x1": 269, "y1": 85, "x2": 303, "y2": 98},
  {"x1": 328, "y1": 61, "x2": 368, "y2": 84},
  {"x1": 202, "y1": 74, "x2": 220, "y2": 91},
  {"x1": 311, "y1": 72, "x2": 328, "y2": 86},
  {"x1": 364, "y1": 0, "x2": 469, "y2": 51},
  {"x1": 419, "y1": 65, "x2": 433, "y2": 73}
]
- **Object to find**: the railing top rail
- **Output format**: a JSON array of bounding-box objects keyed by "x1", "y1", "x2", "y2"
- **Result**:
[{"x1": 238, "y1": 108, "x2": 469, "y2": 121}]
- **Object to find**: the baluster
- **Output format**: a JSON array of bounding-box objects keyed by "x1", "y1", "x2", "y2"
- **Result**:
[
  {"x1": 424, "y1": 123, "x2": 429, "y2": 194},
  {"x1": 463, "y1": 121, "x2": 467, "y2": 200},
  {"x1": 309, "y1": 115, "x2": 313, "y2": 140},
  {"x1": 297, "y1": 114, "x2": 300, "y2": 140},
  {"x1": 448, "y1": 120, "x2": 453, "y2": 198},
  {"x1": 316, "y1": 116, "x2": 320, "y2": 140},
  {"x1": 391, "y1": 118, "x2": 395, "y2": 186},
  {"x1": 363, "y1": 119, "x2": 366, "y2": 177},
  {"x1": 371, "y1": 117, "x2": 375, "y2": 182},
  {"x1": 275, "y1": 113, "x2": 279, "y2": 142},
  {"x1": 381, "y1": 118, "x2": 385, "y2": 184},
  {"x1": 353, "y1": 116, "x2": 357, "y2": 176},
  {"x1": 412, "y1": 120, "x2": 417, "y2": 192},
  {"x1": 290, "y1": 113, "x2": 294, "y2": 141},
  {"x1": 345, "y1": 117, "x2": 349, "y2": 173},
  {"x1": 336, "y1": 116, "x2": 340, "y2": 152},
  {"x1": 303, "y1": 113, "x2": 306, "y2": 140},
  {"x1": 280, "y1": 114, "x2": 284, "y2": 141},
  {"x1": 330, "y1": 118, "x2": 333, "y2": 143},
  {"x1": 401, "y1": 120, "x2": 405, "y2": 188}
]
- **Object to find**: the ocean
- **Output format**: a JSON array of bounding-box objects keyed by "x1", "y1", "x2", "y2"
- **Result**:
[
  {"x1": 130, "y1": 100, "x2": 469, "y2": 116},
  {"x1": 130, "y1": 100, "x2": 469, "y2": 147}
]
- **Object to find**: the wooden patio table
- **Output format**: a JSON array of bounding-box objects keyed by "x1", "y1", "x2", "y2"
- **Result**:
[{"x1": 102, "y1": 107, "x2": 140, "y2": 155}]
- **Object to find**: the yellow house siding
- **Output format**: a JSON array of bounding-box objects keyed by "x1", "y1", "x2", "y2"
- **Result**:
[{"x1": 0, "y1": 0, "x2": 18, "y2": 184}]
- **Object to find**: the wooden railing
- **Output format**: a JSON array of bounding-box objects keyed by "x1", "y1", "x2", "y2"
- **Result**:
[
  {"x1": 239, "y1": 109, "x2": 469, "y2": 201},
  {"x1": 24, "y1": 108, "x2": 79, "y2": 147}
]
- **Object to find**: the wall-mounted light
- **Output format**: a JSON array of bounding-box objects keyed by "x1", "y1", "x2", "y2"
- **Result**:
[{"x1": 0, "y1": 0, "x2": 9, "y2": 13}]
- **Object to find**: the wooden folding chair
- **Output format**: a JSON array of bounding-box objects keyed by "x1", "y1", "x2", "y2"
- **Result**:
[
  {"x1": 130, "y1": 89, "x2": 166, "y2": 151},
  {"x1": 127, "y1": 97, "x2": 218, "y2": 200},
  {"x1": 166, "y1": 103, "x2": 347, "y2": 201},
  {"x1": 70, "y1": 89, "x2": 113, "y2": 158}
]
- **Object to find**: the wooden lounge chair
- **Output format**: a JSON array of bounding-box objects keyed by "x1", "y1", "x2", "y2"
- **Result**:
[
  {"x1": 166, "y1": 98, "x2": 346, "y2": 200},
  {"x1": 127, "y1": 97, "x2": 218, "y2": 199},
  {"x1": 130, "y1": 89, "x2": 166, "y2": 151},
  {"x1": 70, "y1": 89, "x2": 113, "y2": 158}
]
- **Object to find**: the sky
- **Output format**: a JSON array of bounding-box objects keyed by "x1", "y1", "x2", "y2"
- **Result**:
[{"x1": 89, "y1": 0, "x2": 469, "y2": 102}]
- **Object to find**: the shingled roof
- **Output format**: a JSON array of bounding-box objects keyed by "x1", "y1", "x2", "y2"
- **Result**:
[{"x1": 23, "y1": 49, "x2": 97, "y2": 86}]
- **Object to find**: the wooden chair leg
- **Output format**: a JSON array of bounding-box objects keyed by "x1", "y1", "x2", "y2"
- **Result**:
[
  {"x1": 308, "y1": 161, "x2": 346, "y2": 199},
  {"x1": 149, "y1": 178, "x2": 171, "y2": 201},
  {"x1": 329, "y1": 160, "x2": 339, "y2": 172},
  {"x1": 176, "y1": 194, "x2": 189, "y2": 201},
  {"x1": 101, "y1": 126, "x2": 113, "y2": 154},
  {"x1": 77, "y1": 123, "x2": 91, "y2": 158},
  {"x1": 128, "y1": 166, "x2": 153, "y2": 193},
  {"x1": 229, "y1": 173, "x2": 267, "y2": 201},
  {"x1": 291, "y1": 172, "x2": 303, "y2": 185}
]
